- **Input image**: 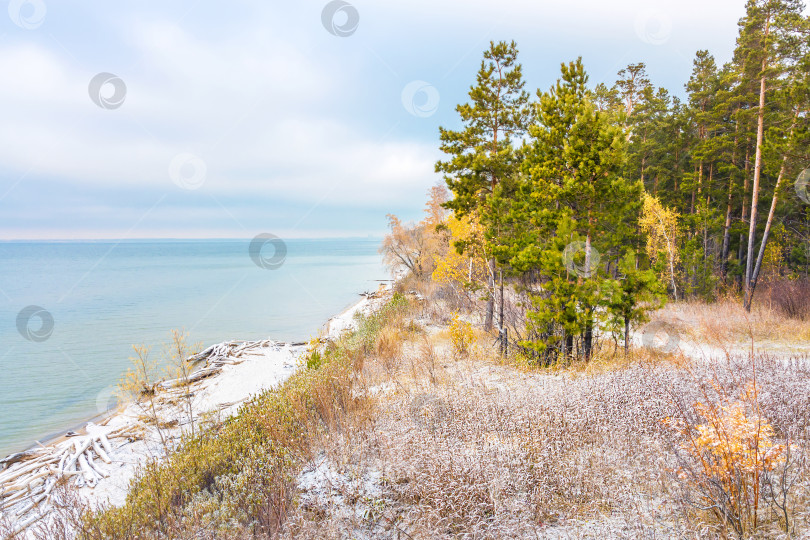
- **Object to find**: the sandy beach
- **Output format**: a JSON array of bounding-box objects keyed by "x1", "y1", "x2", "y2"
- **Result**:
[{"x1": 0, "y1": 286, "x2": 391, "y2": 536}]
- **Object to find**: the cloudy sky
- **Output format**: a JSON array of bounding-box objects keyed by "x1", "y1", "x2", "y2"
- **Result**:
[{"x1": 0, "y1": 0, "x2": 777, "y2": 239}]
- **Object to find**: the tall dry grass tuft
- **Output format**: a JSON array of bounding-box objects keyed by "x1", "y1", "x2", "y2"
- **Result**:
[
  {"x1": 659, "y1": 296, "x2": 810, "y2": 347},
  {"x1": 374, "y1": 327, "x2": 402, "y2": 377},
  {"x1": 764, "y1": 278, "x2": 810, "y2": 321}
]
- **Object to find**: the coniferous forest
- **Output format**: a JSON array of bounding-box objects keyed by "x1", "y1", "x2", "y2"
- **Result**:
[{"x1": 384, "y1": 0, "x2": 810, "y2": 363}]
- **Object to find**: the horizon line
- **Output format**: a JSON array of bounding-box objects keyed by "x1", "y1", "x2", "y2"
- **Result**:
[{"x1": 0, "y1": 235, "x2": 384, "y2": 242}]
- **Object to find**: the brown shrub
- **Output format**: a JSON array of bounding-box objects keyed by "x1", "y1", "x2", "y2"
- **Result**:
[{"x1": 765, "y1": 278, "x2": 810, "y2": 321}]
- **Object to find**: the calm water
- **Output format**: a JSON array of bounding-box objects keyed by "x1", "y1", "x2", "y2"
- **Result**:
[{"x1": 0, "y1": 238, "x2": 386, "y2": 457}]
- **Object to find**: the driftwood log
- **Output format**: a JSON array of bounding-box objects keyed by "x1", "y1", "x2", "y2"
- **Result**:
[
  {"x1": 0, "y1": 427, "x2": 142, "y2": 523},
  {"x1": 161, "y1": 339, "x2": 277, "y2": 389},
  {"x1": 187, "y1": 339, "x2": 275, "y2": 366}
]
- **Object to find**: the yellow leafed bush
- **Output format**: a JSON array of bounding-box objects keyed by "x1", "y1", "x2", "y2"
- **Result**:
[
  {"x1": 449, "y1": 313, "x2": 475, "y2": 356},
  {"x1": 667, "y1": 382, "x2": 789, "y2": 536},
  {"x1": 690, "y1": 402, "x2": 786, "y2": 481}
]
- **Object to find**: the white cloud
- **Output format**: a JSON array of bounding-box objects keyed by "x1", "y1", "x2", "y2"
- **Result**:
[
  {"x1": 0, "y1": 18, "x2": 438, "y2": 212},
  {"x1": 2, "y1": 0, "x2": 793, "y2": 238}
]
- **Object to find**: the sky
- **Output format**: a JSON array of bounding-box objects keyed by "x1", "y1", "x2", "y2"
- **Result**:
[{"x1": 0, "y1": 0, "x2": 784, "y2": 239}]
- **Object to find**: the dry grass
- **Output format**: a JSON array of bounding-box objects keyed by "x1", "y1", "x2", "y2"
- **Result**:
[
  {"x1": 7, "y1": 292, "x2": 810, "y2": 539},
  {"x1": 763, "y1": 279, "x2": 810, "y2": 321},
  {"x1": 281, "y1": 338, "x2": 678, "y2": 537},
  {"x1": 277, "y1": 293, "x2": 810, "y2": 539},
  {"x1": 655, "y1": 296, "x2": 810, "y2": 351}
]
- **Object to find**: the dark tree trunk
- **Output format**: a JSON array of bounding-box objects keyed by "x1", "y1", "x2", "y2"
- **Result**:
[
  {"x1": 624, "y1": 316, "x2": 630, "y2": 357},
  {"x1": 564, "y1": 332, "x2": 573, "y2": 362},
  {"x1": 721, "y1": 127, "x2": 739, "y2": 281},
  {"x1": 583, "y1": 319, "x2": 593, "y2": 361}
]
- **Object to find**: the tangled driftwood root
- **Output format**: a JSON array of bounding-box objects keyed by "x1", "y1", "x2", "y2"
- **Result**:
[
  {"x1": 188, "y1": 339, "x2": 275, "y2": 366},
  {"x1": 0, "y1": 424, "x2": 144, "y2": 534},
  {"x1": 160, "y1": 339, "x2": 276, "y2": 390}
]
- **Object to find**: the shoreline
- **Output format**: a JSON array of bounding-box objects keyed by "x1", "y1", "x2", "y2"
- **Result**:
[
  {"x1": 2, "y1": 288, "x2": 389, "y2": 462},
  {"x1": 0, "y1": 283, "x2": 394, "y2": 535}
]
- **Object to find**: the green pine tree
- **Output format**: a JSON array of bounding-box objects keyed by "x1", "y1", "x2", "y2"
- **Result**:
[{"x1": 436, "y1": 40, "x2": 532, "y2": 332}]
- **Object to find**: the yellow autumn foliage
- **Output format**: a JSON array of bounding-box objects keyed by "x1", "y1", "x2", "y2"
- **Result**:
[
  {"x1": 639, "y1": 193, "x2": 680, "y2": 298},
  {"x1": 690, "y1": 401, "x2": 786, "y2": 481},
  {"x1": 449, "y1": 313, "x2": 476, "y2": 356},
  {"x1": 432, "y1": 213, "x2": 488, "y2": 288},
  {"x1": 668, "y1": 382, "x2": 788, "y2": 535},
  {"x1": 761, "y1": 223, "x2": 787, "y2": 281}
]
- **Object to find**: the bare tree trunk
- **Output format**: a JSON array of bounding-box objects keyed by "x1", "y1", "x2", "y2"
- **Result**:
[
  {"x1": 750, "y1": 161, "x2": 787, "y2": 301},
  {"x1": 583, "y1": 232, "x2": 594, "y2": 361},
  {"x1": 640, "y1": 155, "x2": 646, "y2": 187},
  {"x1": 584, "y1": 234, "x2": 592, "y2": 277},
  {"x1": 738, "y1": 143, "x2": 751, "y2": 290},
  {"x1": 702, "y1": 164, "x2": 713, "y2": 278},
  {"x1": 721, "y1": 188, "x2": 733, "y2": 279},
  {"x1": 564, "y1": 332, "x2": 573, "y2": 361},
  {"x1": 749, "y1": 109, "x2": 798, "y2": 303},
  {"x1": 498, "y1": 270, "x2": 505, "y2": 354},
  {"x1": 674, "y1": 147, "x2": 680, "y2": 193},
  {"x1": 744, "y1": 23, "x2": 770, "y2": 312},
  {"x1": 583, "y1": 318, "x2": 593, "y2": 362},
  {"x1": 484, "y1": 258, "x2": 495, "y2": 331}
]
